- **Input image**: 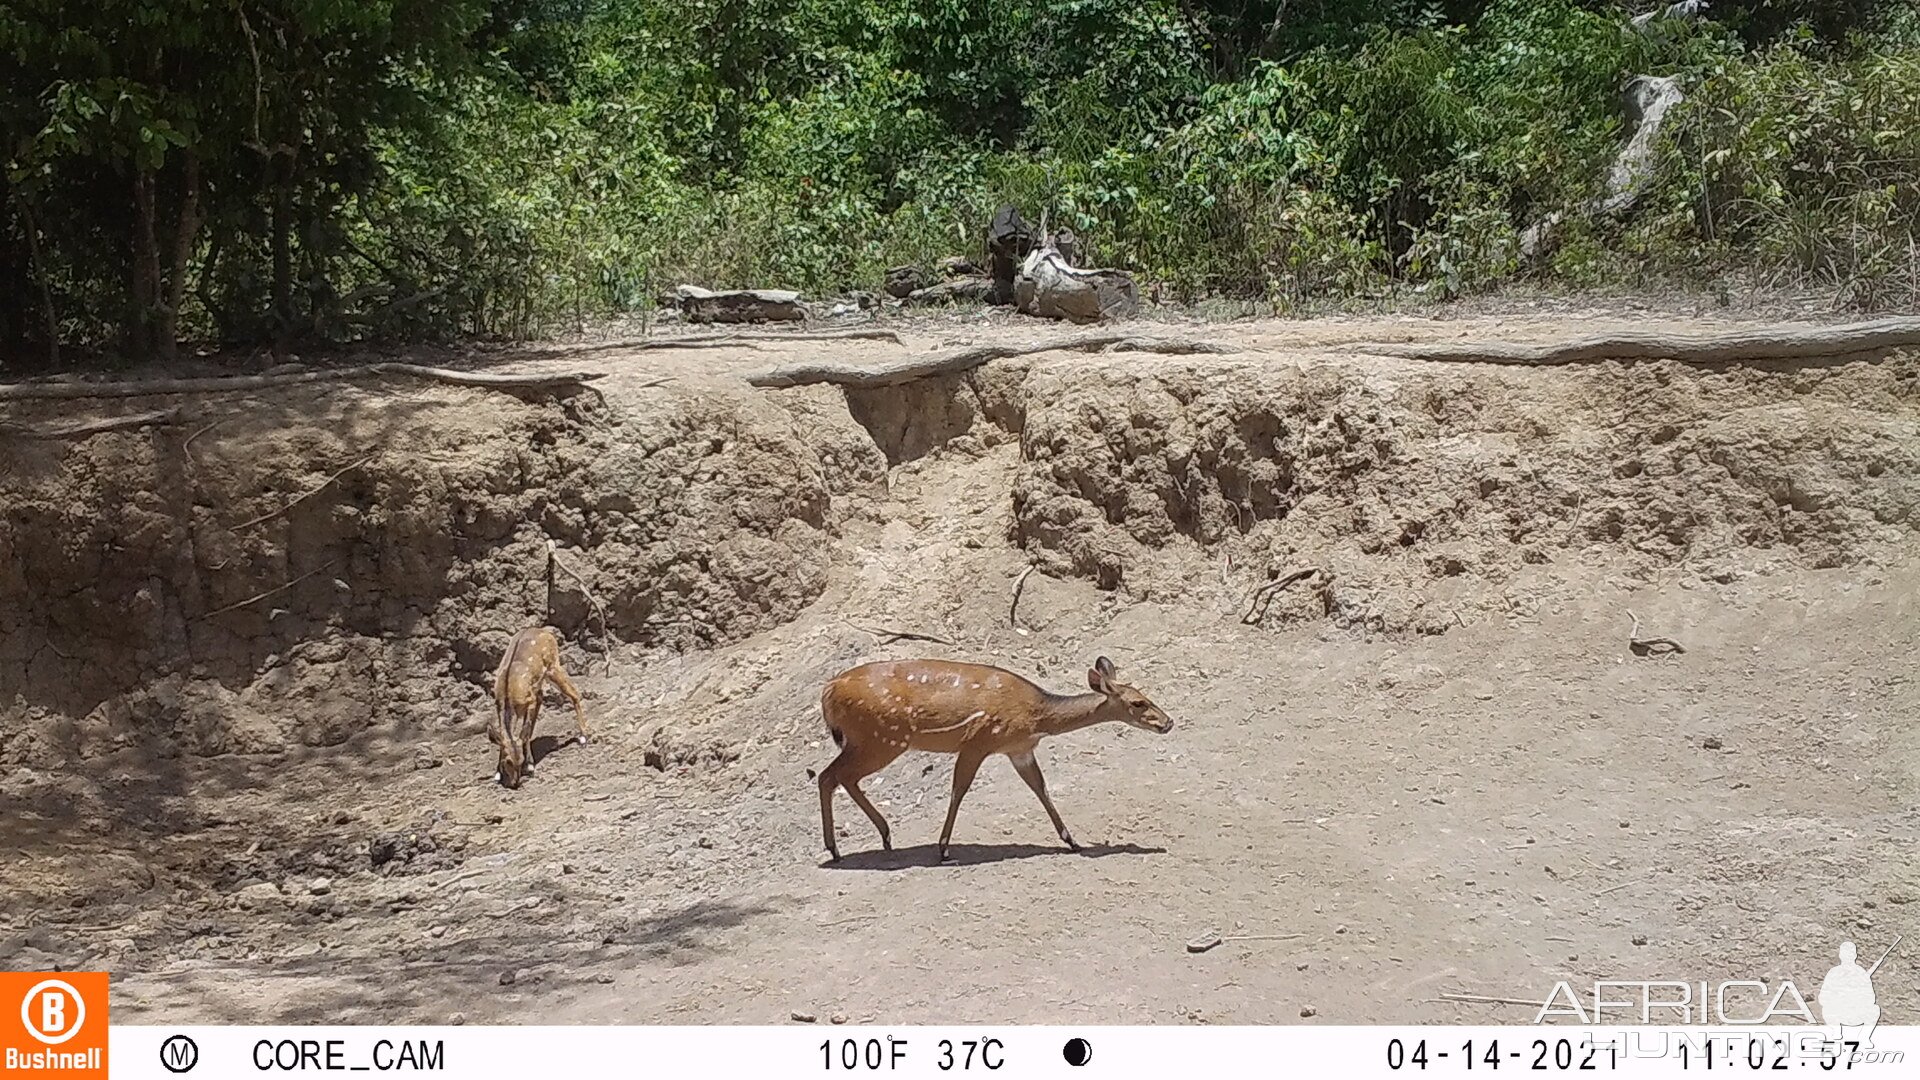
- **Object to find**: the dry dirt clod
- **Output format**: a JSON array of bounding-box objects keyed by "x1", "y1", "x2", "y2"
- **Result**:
[
  {"x1": 1300, "y1": 1005, "x2": 1318, "y2": 1017},
  {"x1": 791, "y1": 1010, "x2": 817, "y2": 1023},
  {"x1": 830, "y1": 1013, "x2": 849, "y2": 1025},
  {"x1": 498, "y1": 970, "x2": 516, "y2": 986},
  {"x1": 1631, "y1": 934, "x2": 1649, "y2": 946},
  {"x1": 1702, "y1": 736, "x2": 1724, "y2": 750}
]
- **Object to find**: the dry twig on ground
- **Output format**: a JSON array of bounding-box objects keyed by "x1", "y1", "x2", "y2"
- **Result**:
[
  {"x1": 1242, "y1": 568, "x2": 1323, "y2": 625},
  {"x1": 1627, "y1": 609, "x2": 1686, "y2": 656},
  {"x1": 548, "y1": 540, "x2": 614, "y2": 675},
  {"x1": 845, "y1": 621, "x2": 954, "y2": 647}
]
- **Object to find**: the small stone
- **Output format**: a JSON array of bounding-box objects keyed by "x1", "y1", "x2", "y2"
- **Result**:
[
  {"x1": 1299, "y1": 1005, "x2": 1317, "y2": 1017},
  {"x1": 1334, "y1": 924, "x2": 1348, "y2": 935},
  {"x1": 308, "y1": 877, "x2": 333, "y2": 895},
  {"x1": 830, "y1": 1014, "x2": 848, "y2": 1025},
  {"x1": 791, "y1": 1010, "x2": 817, "y2": 1023},
  {"x1": 1619, "y1": 821, "x2": 1631, "y2": 829},
  {"x1": 332, "y1": 810, "x2": 353, "y2": 825},
  {"x1": 429, "y1": 926, "x2": 447, "y2": 939},
  {"x1": 1631, "y1": 934, "x2": 1648, "y2": 946},
  {"x1": 594, "y1": 973, "x2": 615, "y2": 984},
  {"x1": 449, "y1": 1013, "x2": 467, "y2": 1026},
  {"x1": 414, "y1": 755, "x2": 444, "y2": 771},
  {"x1": 499, "y1": 970, "x2": 516, "y2": 986},
  {"x1": 234, "y1": 882, "x2": 282, "y2": 910},
  {"x1": 1702, "y1": 736, "x2": 1723, "y2": 750}
]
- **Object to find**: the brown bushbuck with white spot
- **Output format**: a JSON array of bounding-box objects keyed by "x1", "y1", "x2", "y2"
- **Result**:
[
  {"x1": 815, "y1": 655, "x2": 1172, "y2": 862},
  {"x1": 489, "y1": 626, "x2": 588, "y2": 789}
]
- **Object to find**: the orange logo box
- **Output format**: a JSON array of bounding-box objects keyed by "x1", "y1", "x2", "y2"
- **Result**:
[{"x1": 1, "y1": 973, "x2": 108, "y2": 1077}]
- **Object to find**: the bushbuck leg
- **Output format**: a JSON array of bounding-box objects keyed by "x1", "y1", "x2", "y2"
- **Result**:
[
  {"x1": 1010, "y1": 750, "x2": 1078, "y2": 851},
  {"x1": 547, "y1": 663, "x2": 589, "y2": 744},
  {"x1": 518, "y1": 694, "x2": 542, "y2": 776},
  {"x1": 937, "y1": 748, "x2": 989, "y2": 861},
  {"x1": 819, "y1": 742, "x2": 904, "y2": 860}
]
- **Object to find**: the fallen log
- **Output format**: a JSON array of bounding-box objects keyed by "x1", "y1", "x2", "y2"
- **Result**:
[
  {"x1": 668, "y1": 285, "x2": 807, "y2": 323},
  {"x1": 1017, "y1": 246, "x2": 1139, "y2": 323},
  {"x1": 905, "y1": 277, "x2": 993, "y2": 305},
  {"x1": 0, "y1": 363, "x2": 605, "y2": 402},
  {"x1": 884, "y1": 265, "x2": 927, "y2": 299},
  {"x1": 1353, "y1": 316, "x2": 1920, "y2": 367},
  {"x1": 747, "y1": 334, "x2": 1230, "y2": 389}
]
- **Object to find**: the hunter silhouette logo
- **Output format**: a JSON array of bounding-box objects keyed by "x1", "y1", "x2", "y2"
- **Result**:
[
  {"x1": 2, "y1": 972, "x2": 108, "y2": 1075},
  {"x1": 1819, "y1": 938, "x2": 1896, "y2": 1048}
]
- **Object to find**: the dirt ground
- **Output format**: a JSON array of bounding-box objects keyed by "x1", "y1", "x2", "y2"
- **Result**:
[{"x1": 2, "y1": 303, "x2": 1917, "y2": 1025}]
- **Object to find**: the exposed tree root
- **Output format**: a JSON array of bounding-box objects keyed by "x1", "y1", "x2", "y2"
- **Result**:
[
  {"x1": 1355, "y1": 316, "x2": 1920, "y2": 367},
  {"x1": 747, "y1": 334, "x2": 1230, "y2": 388},
  {"x1": 0, "y1": 406, "x2": 182, "y2": 439},
  {"x1": 0, "y1": 363, "x2": 605, "y2": 401}
]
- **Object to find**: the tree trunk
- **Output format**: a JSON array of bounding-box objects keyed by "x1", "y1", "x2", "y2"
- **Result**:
[
  {"x1": 271, "y1": 157, "x2": 294, "y2": 357},
  {"x1": 19, "y1": 201, "x2": 59, "y2": 368},
  {"x1": 131, "y1": 169, "x2": 164, "y2": 360},
  {"x1": 156, "y1": 151, "x2": 201, "y2": 359}
]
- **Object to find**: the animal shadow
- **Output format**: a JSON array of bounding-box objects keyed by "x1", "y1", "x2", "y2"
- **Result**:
[
  {"x1": 529, "y1": 733, "x2": 588, "y2": 767},
  {"x1": 825, "y1": 841, "x2": 1165, "y2": 871}
]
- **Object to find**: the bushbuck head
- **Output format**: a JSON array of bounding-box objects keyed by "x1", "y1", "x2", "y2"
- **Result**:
[
  {"x1": 490, "y1": 721, "x2": 527, "y2": 789},
  {"x1": 1087, "y1": 655, "x2": 1174, "y2": 734}
]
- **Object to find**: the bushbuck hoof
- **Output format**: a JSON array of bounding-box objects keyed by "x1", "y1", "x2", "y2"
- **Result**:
[{"x1": 1062, "y1": 833, "x2": 1081, "y2": 851}]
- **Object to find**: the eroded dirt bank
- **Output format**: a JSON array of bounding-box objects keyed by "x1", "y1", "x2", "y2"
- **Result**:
[{"x1": 2, "y1": 312, "x2": 1916, "y2": 1024}]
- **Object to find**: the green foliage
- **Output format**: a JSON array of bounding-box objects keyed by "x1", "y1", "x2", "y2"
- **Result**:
[{"x1": 6, "y1": 0, "x2": 1920, "y2": 363}]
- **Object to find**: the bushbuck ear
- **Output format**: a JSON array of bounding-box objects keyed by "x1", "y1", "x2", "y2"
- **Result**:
[
  {"x1": 1087, "y1": 666, "x2": 1108, "y2": 692},
  {"x1": 1094, "y1": 656, "x2": 1117, "y2": 679}
]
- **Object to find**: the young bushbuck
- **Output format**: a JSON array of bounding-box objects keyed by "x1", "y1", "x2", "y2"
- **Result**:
[
  {"x1": 489, "y1": 626, "x2": 588, "y2": 789},
  {"x1": 815, "y1": 655, "x2": 1173, "y2": 862}
]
